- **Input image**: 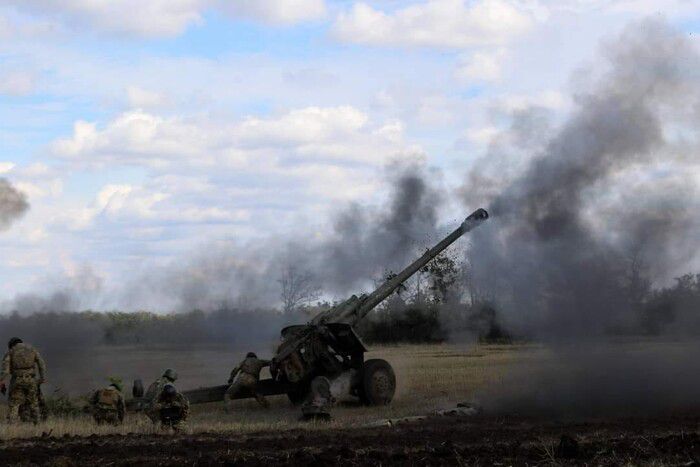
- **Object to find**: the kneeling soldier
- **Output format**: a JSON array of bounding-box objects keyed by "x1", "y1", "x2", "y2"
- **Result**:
[
  {"x1": 145, "y1": 368, "x2": 178, "y2": 422},
  {"x1": 150, "y1": 383, "x2": 189, "y2": 431},
  {"x1": 90, "y1": 379, "x2": 125, "y2": 425}
]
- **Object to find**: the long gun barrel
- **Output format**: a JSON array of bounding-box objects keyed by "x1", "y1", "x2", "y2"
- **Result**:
[{"x1": 312, "y1": 208, "x2": 489, "y2": 326}]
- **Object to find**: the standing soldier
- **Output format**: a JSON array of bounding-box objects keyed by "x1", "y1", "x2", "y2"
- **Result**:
[
  {"x1": 226, "y1": 352, "x2": 271, "y2": 409},
  {"x1": 0, "y1": 337, "x2": 47, "y2": 423},
  {"x1": 150, "y1": 383, "x2": 189, "y2": 431},
  {"x1": 144, "y1": 368, "x2": 178, "y2": 422},
  {"x1": 90, "y1": 379, "x2": 126, "y2": 425}
]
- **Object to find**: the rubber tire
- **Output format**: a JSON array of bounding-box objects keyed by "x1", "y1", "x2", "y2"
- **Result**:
[
  {"x1": 360, "y1": 359, "x2": 396, "y2": 406},
  {"x1": 133, "y1": 379, "x2": 144, "y2": 398}
]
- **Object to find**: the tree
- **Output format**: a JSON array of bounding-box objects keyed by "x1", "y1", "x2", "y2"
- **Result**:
[
  {"x1": 278, "y1": 265, "x2": 321, "y2": 313},
  {"x1": 421, "y1": 251, "x2": 460, "y2": 304},
  {"x1": 623, "y1": 249, "x2": 651, "y2": 312}
]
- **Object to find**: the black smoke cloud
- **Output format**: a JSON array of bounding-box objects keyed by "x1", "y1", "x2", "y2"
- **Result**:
[
  {"x1": 0, "y1": 177, "x2": 29, "y2": 231},
  {"x1": 464, "y1": 19, "x2": 700, "y2": 339},
  {"x1": 463, "y1": 20, "x2": 700, "y2": 416}
]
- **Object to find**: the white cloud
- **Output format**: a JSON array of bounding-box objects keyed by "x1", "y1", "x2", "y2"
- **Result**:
[
  {"x1": 5, "y1": 0, "x2": 328, "y2": 38},
  {"x1": 0, "y1": 71, "x2": 35, "y2": 96},
  {"x1": 7, "y1": 163, "x2": 64, "y2": 200},
  {"x1": 6, "y1": 0, "x2": 206, "y2": 37},
  {"x1": 224, "y1": 0, "x2": 327, "y2": 25},
  {"x1": 52, "y1": 112, "x2": 213, "y2": 168},
  {"x1": 234, "y1": 106, "x2": 367, "y2": 147},
  {"x1": 332, "y1": 0, "x2": 535, "y2": 48},
  {"x1": 456, "y1": 48, "x2": 508, "y2": 82},
  {"x1": 464, "y1": 125, "x2": 500, "y2": 146},
  {"x1": 0, "y1": 162, "x2": 15, "y2": 174},
  {"x1": 0, "y1": 12, "x2": 61, "y2": 39},
  {"x1": 49, "y1": 106, "x2": 422, "y2": 232},
  {"x1": 544, "y1": 0, "x2": 699, "y2": 16},
  {"x1": 53, "y1": 106, "x2": 417, "y2": 169},
  {"x1": 495, "y1": 89, "x2": 569, "y2": 113},
  {"x1": 126, "y1": 86, "x2": 169, "y2": 109},
  {"x1": 61, "y1": 179, "x2": 252, "y2": 231}
]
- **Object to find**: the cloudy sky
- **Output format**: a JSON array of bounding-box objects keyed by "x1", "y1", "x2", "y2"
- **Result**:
[{"x1": 0, "y1": 0, "x2": 699, "y2": 306}]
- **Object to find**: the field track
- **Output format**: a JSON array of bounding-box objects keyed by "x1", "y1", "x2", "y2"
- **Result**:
[{"x1": 2, "y1": 413, "x2": 700, "y2": 466}]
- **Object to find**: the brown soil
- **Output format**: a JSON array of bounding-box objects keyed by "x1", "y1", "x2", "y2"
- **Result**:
[{"x1": 2, "y1": 414, "x2": 700, "y2": 466}]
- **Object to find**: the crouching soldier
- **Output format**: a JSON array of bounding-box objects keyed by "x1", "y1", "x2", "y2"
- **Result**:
[
  {"x1": 150, "y1": 383, "x2": 189, "y2": 431},
  {"x1": 90, "y1": 379, "x2": 125, "y2": 425},
  {"x1": 0, "y1": 337, "x2": 47, "y2": 424},
  {"x1": 145, "y1": 368, "x2": 178, "y2": 422},
  {"x1": 225, "y1": 352, "x2": 271, "y2": 409}
]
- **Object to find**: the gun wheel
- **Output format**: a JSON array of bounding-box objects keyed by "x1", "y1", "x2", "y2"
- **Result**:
[
  {"x1": 360, "y1": 359, "x2": 396, "y2": 405},
  {"x1": 132, "y1": 379, "x2": 144, "y2": 398}
]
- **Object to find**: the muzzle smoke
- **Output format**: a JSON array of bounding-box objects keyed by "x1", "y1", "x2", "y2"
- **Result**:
[
  {"x1": 0, "y1": 178, "x2": 29, "y2": 231},
  {"x1": 464, "y1": 19, "x2": 700, "y2": 339},
  {"x1": 464, "y1": 19, "x2": 700, "y2": 416}
]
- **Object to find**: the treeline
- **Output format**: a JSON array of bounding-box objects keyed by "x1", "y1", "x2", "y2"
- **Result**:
[
  {"x1": 1, "y1": 253, "x2": 698, "y2": 347},
  {"x1": 639, "y1": 273, "x2": 700, "y2": 335},
  {"x1": 343, "y1": 254, "x2": 700, "y2": 344},
  {"x1": 0, "y1": 308, "x2": 298, "y2": 350}
]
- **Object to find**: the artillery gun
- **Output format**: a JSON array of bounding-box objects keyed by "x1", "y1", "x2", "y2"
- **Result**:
[{"x1": 128, "y1": 208, "x2": 488, "y2": 409}]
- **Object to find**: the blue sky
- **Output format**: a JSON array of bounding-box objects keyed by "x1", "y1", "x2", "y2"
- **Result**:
[{"x1": 1, "y1": 0, "x2": 699, "y2": 309}]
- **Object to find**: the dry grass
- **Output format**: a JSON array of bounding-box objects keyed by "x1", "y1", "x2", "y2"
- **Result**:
[{"x1": 0, "y1": 343, "x2": 542, "y2": 439}]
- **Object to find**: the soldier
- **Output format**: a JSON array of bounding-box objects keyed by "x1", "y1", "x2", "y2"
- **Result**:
[
  {"x1": 0, "y1": 337, "x2": 47, "y2": 423},
  {"x1": 90, "y1": 379, "x2": 126, "y2": 425},
  {"x1": 144, "y1": 368, "x2": 178, "y2": 422},
  {"x1": 225, "y1": 352, "x2": 271, "y2": 409},
  {"x1": 150, "y1": 383, "x2": 189, "y2": 431}
]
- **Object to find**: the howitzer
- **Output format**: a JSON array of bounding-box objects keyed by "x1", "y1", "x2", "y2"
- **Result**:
[{"x1": 127, "y1": 208, "x2": 488, "y2": 409}]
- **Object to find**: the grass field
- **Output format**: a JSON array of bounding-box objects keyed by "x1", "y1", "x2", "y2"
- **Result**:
[{"x1": 0, "y1": 343, "x2": 545, "y2": 439}]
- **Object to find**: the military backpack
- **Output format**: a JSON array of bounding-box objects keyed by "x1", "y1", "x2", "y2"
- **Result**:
[
  {"x1": 11, "y1": 344, "x2": 36, "y2": 371},
  {"x1": 96, "y1": 388, "x2": 120, "y2": 408}
]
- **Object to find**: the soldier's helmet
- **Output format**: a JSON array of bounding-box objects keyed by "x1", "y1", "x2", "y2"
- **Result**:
[
  {"x1": 163, "y1": 368, "x2": 178, "y2": 381},
  {"x1": 109, "y1": 377, "x2": 124, "y2": 392},
  {"x1": 7, "y1": 337, "x2": 22, "y2": 349},
  {"x1": 246, "y1": 352, "x2": 257, "y2": 359},
  {"x1": 162, "y1": 383, "x2": 177, "y2": 398}
]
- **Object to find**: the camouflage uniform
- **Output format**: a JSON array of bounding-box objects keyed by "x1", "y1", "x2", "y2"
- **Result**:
[
  {"x1": 90, "y1": 385, "x2": 125, "y2": 425},
  {"x1": 0, "y1": 342, "x2": 47, "y2": 423},
  {"x1": 19, "y1": 383, "x2": 47, "y2": 422},
  {"x1": 226, "y1": 355, "x2": 271, "y2": 408},
  {"x1": 150, "y1": 386, "x2": 189, "y2": 431},
  {"x1": 145, "y1": 370, "x2": 177, "y2": 422}
]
